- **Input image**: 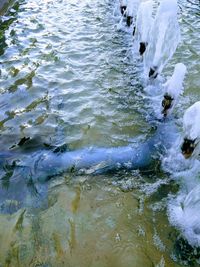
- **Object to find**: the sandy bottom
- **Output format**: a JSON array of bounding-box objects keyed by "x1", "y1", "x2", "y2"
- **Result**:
[{"x1": 0, "y1": 175, "x2": 180, "y2": 267}]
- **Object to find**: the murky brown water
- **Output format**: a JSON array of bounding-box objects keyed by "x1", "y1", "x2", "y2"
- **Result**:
[{"x1": 0, "y1": 0, "x2": 200, "y2": 266}]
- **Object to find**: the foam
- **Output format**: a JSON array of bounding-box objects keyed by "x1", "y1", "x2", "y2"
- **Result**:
[
  {"x1": 164, "y1": 102, "x2": 200, "y2": 247},
  {"x1": 169, "y1": 184, "x2": 200, "y2": 247}
]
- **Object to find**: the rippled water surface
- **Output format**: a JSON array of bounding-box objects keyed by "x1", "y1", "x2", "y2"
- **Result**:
[{"x1": 0, "y1": 0, "x2": 200, "y2": 266}]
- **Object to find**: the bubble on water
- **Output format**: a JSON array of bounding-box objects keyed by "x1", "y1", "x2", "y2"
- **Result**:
[
  {"x1": 115, "y1": 232, "x2": 121, "y2": 242},
  {"x1": 137, "y1": 225, "x2": 145, "y2": 237},
  {"x1": 155, "y1": 256, "x2": 165, "y2": 267},
  {"x1": 141, "y1": 178, "x2": 169, "y2": 196}
]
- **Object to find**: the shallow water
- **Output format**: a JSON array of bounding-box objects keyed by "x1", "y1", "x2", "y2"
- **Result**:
[{"x1": 0, "y1": 0, "x2": 200, "y2": 266}]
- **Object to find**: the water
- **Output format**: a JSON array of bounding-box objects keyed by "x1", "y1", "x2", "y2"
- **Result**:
[
  {"x1": 0, "y1": 0, "x2": 200, "y2": 266},
  {"x1": 144, "y1": 0, "x2": 181, "y2": 78},
  {"x1": 134, "y1": 0, "x2": 153, "y2": 55},
  {"x1": 163, "y1": 101, "x2": 200, "y2": 249}
]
